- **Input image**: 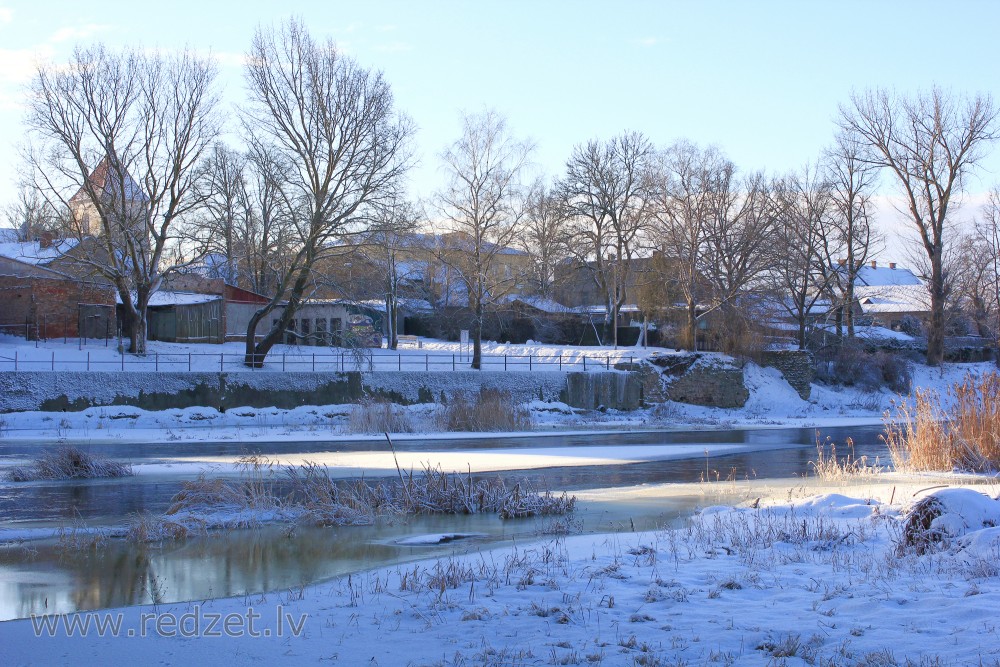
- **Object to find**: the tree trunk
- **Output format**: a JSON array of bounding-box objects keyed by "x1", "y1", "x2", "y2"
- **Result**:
[
  {"x1": 472, "y1": 299, "x2": 483, "y2": 370},
  {"x1": 387, "y1": 294, "x2": 398, "y2": 350},
  {"x1": 686, "y1": 299, "x2": 698, "y2": 351},
  {"x1": 927, "y1": 253, "x2": 945, "y2": 366}
]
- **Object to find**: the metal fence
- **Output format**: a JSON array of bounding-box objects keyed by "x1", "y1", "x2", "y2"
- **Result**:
[{"x1": 0, "y1": 349, "x2": 637, "y2": 373}]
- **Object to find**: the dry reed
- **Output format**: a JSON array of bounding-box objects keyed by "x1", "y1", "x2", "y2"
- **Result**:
[
  {"x1": 440, "y1": 388, "x2": 532, "y2": 432},
  {"x1": 882, "y1": 372, "x2": 1000, "y2": 472}
]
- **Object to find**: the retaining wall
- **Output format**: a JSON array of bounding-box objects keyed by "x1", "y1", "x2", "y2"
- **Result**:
[{"x1": 0, "y1": 370, "x2": 641, "y2": 414}]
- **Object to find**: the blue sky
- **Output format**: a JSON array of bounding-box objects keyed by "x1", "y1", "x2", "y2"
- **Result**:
[{"x1": 1, "y1": 0, "x2": 999, "y2": 252}]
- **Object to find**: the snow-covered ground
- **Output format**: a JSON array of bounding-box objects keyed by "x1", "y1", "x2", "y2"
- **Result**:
[
  {"x1": 1, "y1": 483, "x2": 999, "y2": 665},
  {"x1": 2, "y1": 335, "x2": 999, "y2": 663}
]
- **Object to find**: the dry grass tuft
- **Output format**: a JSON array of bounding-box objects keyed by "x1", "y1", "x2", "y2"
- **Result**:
[
  {"x1": 8, "y1": 446, "x2": 133, "y2": 482},
  {"x1": 347, "y1": 397, "x2": 415, "y2": 434},
  {"x1": 154, "y1": 456, "x2": 575, "y2": 538},
  {"x1": 883, "y1": 372, "x2": 1000, "y2": 472},
  {"x1": 441, "y1": 388, "x2": 532, "y2": 432},
  {"x1": 809, "y1": 433, "x2": 882, "y2": 480},
  {"x1": 126, "y1": 511, "x2": 194, "y2": 543}
]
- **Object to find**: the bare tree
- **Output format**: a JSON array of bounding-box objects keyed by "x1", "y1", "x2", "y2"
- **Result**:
[
  {"x1": 824, "y1": 130, "x2": 881, "y2": 338},
  {"x1": 650, "y1": 141, "x2": 728, "y2": 350},
  {"x1": 435, "y1": 109, "x2": 532, "y2": 369},
  {"x1": 770, "y1": 165, "x2": 836, "y2": 350},
  {"x1": 24, "y1": 44, "x2": 220, "y2": 353},
  {"x1": 839, "y1": 88, "x2": 999, "y2": 365},
  {"x1": 188, "y1": 143, "x2": 252, "y2": 285},
  {"x1": 356, "y1": 197, "x2": 421, "y2": 349},
  {"x1": 557, "y1": 132, "x2": 654, "y2": 347},
  {"x1": 241, "y1": 18, "x2": 413, "y2": 366},
  {"x1": 517, "y1": 179, "x2": 570, "y2": 298},
  {"x1": 187, "y1": 141, "x2": 295, "y2": 295},
  {"x1": 963, "y1": 188, "x2": 1000, "y2": 364},
  {"x1": 3, "y1": 186, "x2": 60, "y2": 241}
]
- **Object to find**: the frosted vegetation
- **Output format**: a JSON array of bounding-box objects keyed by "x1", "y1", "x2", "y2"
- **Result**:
[{"x1": 7, "y1": 446, "x2": 133, "y2": 481}]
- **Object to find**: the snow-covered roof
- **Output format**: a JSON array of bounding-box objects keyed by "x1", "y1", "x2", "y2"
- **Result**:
[
  {"x1": 856, "y1": 283, "x2": 930, "y2": 315},
  {"x1": 0, "y1": 238, "x2": 79, "y2": 265},
  {"x1": 505, "y1": 295, "x2": 579, "y2": 314},
  {"x1": 854, "y1": 264, "x2": 923, "y2": 288},
  {"x1": 116, "y1": 291, "x2": 222, "y2": 307}
]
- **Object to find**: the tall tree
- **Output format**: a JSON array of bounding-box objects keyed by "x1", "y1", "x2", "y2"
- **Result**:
[
  {"x1": 435, "y1": 109, "x2": 532, "y2": 369},
  {"x1": 770, "y1": 165, "x2": 836, "y2": 350},
  {"x1": 187, "y1": 141, "x2": 295, "y2": 295},
  {"x1": 241, "y1": 18, "x2": 413, "y2": 366},
  {"x1": 650, "y1": 141, "x2": 729, "y2": 350},
  {"x1": 24, "y1": 44, "x2": 220, "y2": 354},
  {"x1": 824, "y1": 130, "x2": 881, "y2": 338},
  {"x1": 356, "y1": 196, "x2": 421, "y2": 350},
  {"x1": 517, "y1": 179, "x2": 570, "y2": 298},
  {"x1": 839, "y1": 88, "x2": 999, "y2": 365},
  {"x1": 558, "y1": 132, "x2": 654, "y2": 347}
]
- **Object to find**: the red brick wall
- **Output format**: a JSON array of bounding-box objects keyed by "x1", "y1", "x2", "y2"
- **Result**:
[{"x1": 0, "y1": 275, "x2": 114, "y2": 339}]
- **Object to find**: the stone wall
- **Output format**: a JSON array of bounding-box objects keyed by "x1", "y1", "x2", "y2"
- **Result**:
[
  {"x1": 758, "y1": 350, "x2": 813, "y2": 400},
  {"x1": 0, "y1": 369, "x2": 640, "y2": 413},
  {"x1": 631, "y1": 353, "x2": 750, "y2": 409}
]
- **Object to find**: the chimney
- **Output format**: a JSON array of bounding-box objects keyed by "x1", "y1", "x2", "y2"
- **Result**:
[
  {"x1": 39, "y1": 231, "x2": 54, "y2": 249},
  {"x1": 889, "y1": 262, "x2": 897, "y2": 270},
  {"x1": 870, "y1": 260, "x2": 877, "y2": 270}
]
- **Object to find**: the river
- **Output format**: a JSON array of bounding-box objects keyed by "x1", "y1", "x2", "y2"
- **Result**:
[{"x1": 0, "y1": 424, "x2": 886, "y2": 621}]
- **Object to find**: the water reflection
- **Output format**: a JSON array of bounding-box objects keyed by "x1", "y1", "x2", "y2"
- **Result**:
[
  {"x1": 0, "y1": 424, "x2": 888, "y2": 620},
  {"x1": 0, "y1": 494, "x2": 717, "y2": 622}
]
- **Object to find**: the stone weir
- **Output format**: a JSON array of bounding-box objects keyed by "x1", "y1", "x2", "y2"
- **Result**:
[{"x1": 0, "y1": 370, "x2": 643, "y2": 414}]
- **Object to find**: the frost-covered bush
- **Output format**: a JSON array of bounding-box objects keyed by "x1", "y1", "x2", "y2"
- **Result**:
[{"x1": 8, "y1": 446, "x2": 133, "y2": 481}]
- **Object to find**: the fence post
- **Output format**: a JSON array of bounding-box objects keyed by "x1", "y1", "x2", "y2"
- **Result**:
[
  {"x1": 398, "y1": 355, "x2": 401, "y2": 371},
  {"x1": 51, "y1": 351, "x2": 54, "y2": 371},
  {"x1": 606, "y1": 355, "x2": 610, "y2": 370},
  {"x1": 121, "y1": 351, "x2": 124, "y2": 371},
  {"x1": 583, "y1": 356, "x2": 586, "y2": 371},
  {"x1": 155, "y1": 353, "x2": 159, "y2": 372},
  {"x1": 14, "y1": 351, "x2": 17, "y2": 371},
  {"x1": 188, "y1": 352, "x2": 192, "y2": 372},
  {"x1": 220, "y1": 353, "x2": 224, "y2": 372},
  {"x1": 504, "y1": 355, "x2": 507, "y2": 371},
  {"x1": 312, "y1": 353, "x2": 315, "y2": 372},
  {"x1": 529, "y1": 355, "x2": 532, "y2": 372},
  {"x1": 88, "y1": 351, "x2": 91, "y2": 372},
  {"x1": 425, "y1": 354, "x2": 428, "y2": 372},
  {"x1": 452, "y1": 354, "x2": 455, "y2": 371}
]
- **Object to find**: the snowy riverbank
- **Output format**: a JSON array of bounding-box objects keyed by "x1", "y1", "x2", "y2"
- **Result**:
[{"x1": 1, "y1": 480, "x2": 998, "y2": 665}]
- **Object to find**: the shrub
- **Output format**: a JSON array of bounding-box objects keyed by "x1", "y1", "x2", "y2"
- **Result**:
[
  {"x1": 814, "y1": 344, "x2": 912, "y2": 393},
  {"x1": 883, "y1": 372, "x2": 1000, "y2": 472},
  {"x1": 8, "y1": 446, "x2": 133, "y2": 481},
  {"x1": 440, "y1": 388, "x2": 532, "y2": 432},
  {"x1": 347, "y1": 397, "x2": 415, "y2": 434}
]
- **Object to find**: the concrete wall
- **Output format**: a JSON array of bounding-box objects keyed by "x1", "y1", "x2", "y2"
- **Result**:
[{"x1": 0, "y1": 369, "x2": 641, "y2": 414}]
